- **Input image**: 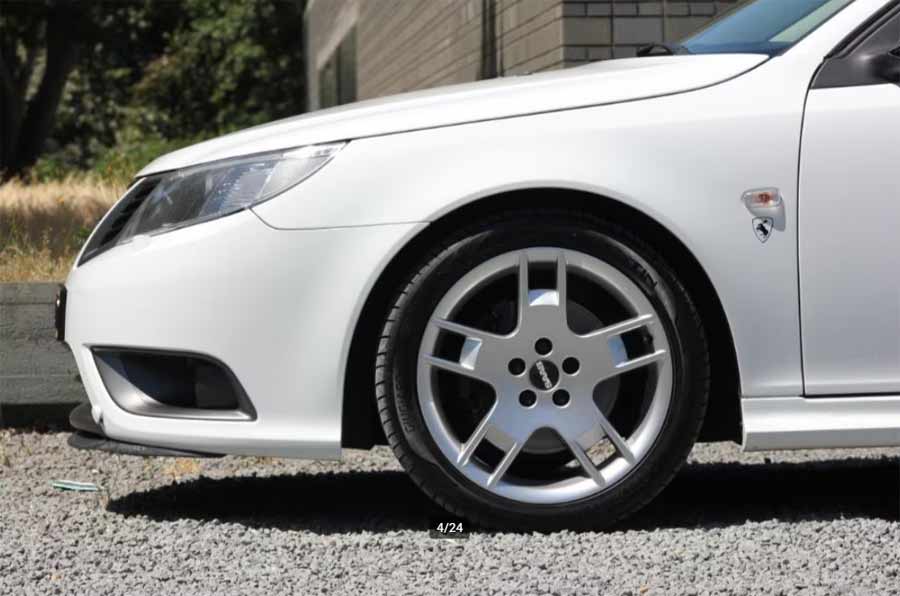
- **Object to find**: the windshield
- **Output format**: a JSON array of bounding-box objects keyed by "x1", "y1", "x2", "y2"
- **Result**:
[{"x1": 680, "y1": 0, "x2": 854, "y2": 56}]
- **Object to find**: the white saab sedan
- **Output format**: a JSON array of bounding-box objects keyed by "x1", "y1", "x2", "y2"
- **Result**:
[{"x1": 61, "y1": 0, "x2": 900, "y2": 529}]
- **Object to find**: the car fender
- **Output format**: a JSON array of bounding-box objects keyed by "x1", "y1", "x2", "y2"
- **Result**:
[{"x1": 256, "y1": 55, "x2": 813, "y2": 400}]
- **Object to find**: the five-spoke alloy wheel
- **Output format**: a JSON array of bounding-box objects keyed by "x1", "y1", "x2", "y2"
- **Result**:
[{"x1": 377, "y1": 211, "x2": 709, "y2": 530}]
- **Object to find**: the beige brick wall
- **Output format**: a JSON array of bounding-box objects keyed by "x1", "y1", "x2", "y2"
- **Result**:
[
  {"x1": 306, "y1": 0, "x2": 567, "y2": 108},
  {"x1": 306, "y1": 0, "x2": 361, "y2": 109},
  {"x1": 306, "y1": 0, "x2": 744, "y2": 108},
  {"x1": 356, "y1": 0, "x2": 485, "y2": 99},
  {"x1": 563, "y1": 0, "x2": 742, "y2": 63},
  {"x1": 495, "y1": 1, "x2": 566, "y2": 75}
]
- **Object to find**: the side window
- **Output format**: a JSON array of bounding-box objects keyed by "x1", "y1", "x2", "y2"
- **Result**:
[
  {"x1": 813, "y1": 9, "x2": 900, "y2": 88},
  {"x1": 318, "y1": 27, "x2": 357, "y2": 109}
]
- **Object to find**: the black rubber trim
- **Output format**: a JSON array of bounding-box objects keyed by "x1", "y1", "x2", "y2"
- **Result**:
[
  {"x1": 824, "y1": 0, "x2": 900, "y2": 59},
  {"x1": 54, "y1": 285, "x2": 66, "y2": 342},
  {"x1": 78, "y1": 176, "x2": 160, "y2": 266},
  {"x1": 67, "y1": 432, "x2": 222, "y2": 457},
  {"x1": 67, "y1": 403, "x2": 222, "y2": 458},
  {"x1": 812, "y1": 2, "x2": 900, "y2": 89},
  {"x1": 69, "y1": 401, "x2": 101, "y2": 434}
]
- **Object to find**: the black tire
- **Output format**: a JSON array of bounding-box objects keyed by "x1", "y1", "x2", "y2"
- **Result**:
[{"x1": 375, "y1": 210, "x2": 709, "y2": 531}]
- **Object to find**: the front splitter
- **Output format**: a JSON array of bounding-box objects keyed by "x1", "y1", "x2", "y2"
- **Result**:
[{"x1": 67, "y1": 403, "x2": 221, "y2": 458}]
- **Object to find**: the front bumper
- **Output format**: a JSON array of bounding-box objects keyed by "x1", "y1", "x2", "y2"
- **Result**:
[{"x1": 64, "y1": 208, "x2": 424, "y2": 458}]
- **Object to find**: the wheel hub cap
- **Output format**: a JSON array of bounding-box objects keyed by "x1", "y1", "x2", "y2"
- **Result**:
[{"x1": 529, "y1": 360, "x2": 559, "y2": 391}]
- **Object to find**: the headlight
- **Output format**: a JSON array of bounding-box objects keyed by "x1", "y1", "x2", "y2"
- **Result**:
[{"x1": 116, "y1": 142, "x2": 345, "y2": 244}]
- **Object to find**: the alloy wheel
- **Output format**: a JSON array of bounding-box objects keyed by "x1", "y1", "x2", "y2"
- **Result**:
[{"x1": 416, "y1": 247, "x2": 673, "y2": 505}]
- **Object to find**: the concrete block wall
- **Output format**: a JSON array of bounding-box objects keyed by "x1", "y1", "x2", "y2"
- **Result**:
[
  {"x1": 495, "y1": 0, "x2": 568, "y2": 76},
  {"x1": 356, "y1": 0, "x2": 485, "y2": 99},
  {"x1": 0, "y1": 283, "x2": 84, "y2": 425},
  {"x1": 306, "y1": 0, "x2": 744, "y2": 108},
  {"x1": 305, "y1": 0, "x2": 361, "y2": 110},
  {"x1": 307, "y1": 0, "x2": 570, "y2": 108},
  {"x1": 563, "y1": 0, "x2": 741, "y2": 62}
]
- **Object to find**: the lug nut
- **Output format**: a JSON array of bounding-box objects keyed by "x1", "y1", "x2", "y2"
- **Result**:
[
  {"x1": 508, "y1": 358, "x2": 526, "y2": 375},
  {"x1": 535, "y1": 337, "x2": 553, "y2": 355},
  {"x1": 552, "y1": 390, "x2": 570, "y2": 407},
  {"x1": 519, "y1": 390, "x2": 537, "y2": 407},
  {"x1": 562, "y1": 357, "x2": 580, "y2": 374}
]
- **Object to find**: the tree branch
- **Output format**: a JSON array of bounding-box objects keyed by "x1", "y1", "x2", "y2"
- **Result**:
[
  {"x1": 16, "y1": 26, "x2": 41, "y2": 98},
  {"x1": 0, "y1": 47, "x2": 26, "y2": 176},
  {"x1": 13, "y1": 2, "x2": 84, "y2": 172}
]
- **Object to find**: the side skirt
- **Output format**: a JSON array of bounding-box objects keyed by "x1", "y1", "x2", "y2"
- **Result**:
[{"x1": 742, "y1": 395, "x2": 900, "y2": 451}]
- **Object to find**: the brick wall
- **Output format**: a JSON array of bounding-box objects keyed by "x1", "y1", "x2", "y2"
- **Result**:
[
  {"x1": 495, "y1": 0, "x2": 568, "y2": 75},
  {"x1": 306, "y1": 0, "x2": 744, "y2": 108},
  {"x1": 356, "y1": 0, "x2": 486, "y2": 99},
  {"x1": 306, "y1": 0, "x2": 571, "y2": 108},
  {"x1": 563, "y1": 0, "x2": 741, "y2": 62}
]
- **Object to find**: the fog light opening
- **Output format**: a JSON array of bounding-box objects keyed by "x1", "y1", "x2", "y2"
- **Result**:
[{"x1": 92, "y1": 348, "x2": 256, "y2": 421}]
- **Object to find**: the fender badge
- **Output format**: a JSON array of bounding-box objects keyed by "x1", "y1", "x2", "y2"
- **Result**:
[{"x1": 753, "y1": 217, "x2": 774, "y2": 243}]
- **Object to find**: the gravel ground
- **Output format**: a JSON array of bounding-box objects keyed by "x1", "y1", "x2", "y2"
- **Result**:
[{"x1": 2, "y1": 429, "x2": 900, "y2": 596}]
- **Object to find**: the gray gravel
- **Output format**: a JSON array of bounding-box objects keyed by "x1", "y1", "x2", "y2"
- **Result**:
[{"x1": 2, "y1": 429, "x2": 900, "y2": 596}]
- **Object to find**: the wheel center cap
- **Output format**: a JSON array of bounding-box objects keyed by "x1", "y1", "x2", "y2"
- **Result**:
[{"x1": 529, "y1": 360, "x2": 560, "y2": 391}]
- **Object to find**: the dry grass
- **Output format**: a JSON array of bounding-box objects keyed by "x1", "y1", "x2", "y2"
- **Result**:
[{"x1": 0, "y1": 176, "x2": 123, "y2": 282}]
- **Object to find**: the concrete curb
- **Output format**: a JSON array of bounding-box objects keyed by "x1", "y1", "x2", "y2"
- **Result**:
[{"x1": 0, "y1": 283, "x2": 85, "y2": 426}]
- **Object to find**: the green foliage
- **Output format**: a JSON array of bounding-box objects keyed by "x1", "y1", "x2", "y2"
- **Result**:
[
  {"x1": 48, "y1": 1, "x2": 180, "y2": 170},
  {"x1": 29, "y1": 151, "x2": 77, "y2": 183},
  {"x1": 33, "y1": 133, "x2": 203, "y2": 184},
  {"x1": 91, "y1": 134, "x2": 201, "y2": 184},
  {"x1": 131, "y1": 0, "x2": 306, "y2": 140},
  {"x1": 8, "y1": 0, "x2": 306, "y2": 182}
]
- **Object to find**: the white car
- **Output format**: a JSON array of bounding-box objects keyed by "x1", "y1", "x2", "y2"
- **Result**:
[{"x1": 62, "y1": 0, "x2": 900, "y2": 529}]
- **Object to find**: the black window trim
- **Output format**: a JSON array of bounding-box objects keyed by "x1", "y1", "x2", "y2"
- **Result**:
[{"x1": 811, "y1": 0, "x2": 900, "y2": 88}]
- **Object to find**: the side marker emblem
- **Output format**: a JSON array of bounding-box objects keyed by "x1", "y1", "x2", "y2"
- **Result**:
[{"x1": 753, "y1": 217, "x2": 774, "y2": 243}]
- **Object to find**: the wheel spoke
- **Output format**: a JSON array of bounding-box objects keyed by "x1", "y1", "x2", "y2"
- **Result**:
[
  {"x1": 517, "y1": 252, "x2": 529, "y2": 326},
  {"x1": 458, "y1": 404, "x2": 498, "y2": 466},
  {"x1": 487, "y1": 440, "x2": 525, "y2": 487},
  {"x1": 422, "y1": 354, "x2": 488, "y2": 382},
  {"x1": 564, "y1": 436, "x2": 606, "y2": 487},
  {"x1": 556, "y1": 251, "x2": 568, "y2": 318},
  {"x1": 431, "y1": 318, "x2": 505, "y2": 343},
  {"x1": 582, "y1": 314, "x2": 655, "y2": 341},
  {"x1": 595, "y1": 410, "x2": 636, "y2": 465},
  {"x1": 612, "y1": 349, "x2": 667, "y2": 376}
]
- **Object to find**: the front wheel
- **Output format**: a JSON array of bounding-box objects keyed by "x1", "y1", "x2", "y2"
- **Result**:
[{"x1": 376, "y1": 211, "x2": 709, "y2": 530}]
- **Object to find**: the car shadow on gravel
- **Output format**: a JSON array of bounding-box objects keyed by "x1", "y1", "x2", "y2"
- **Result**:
[
  {"x1": 107, "y1": 457, "x2": 899, "y2": 534},
  {"x1": 623, "y1": 457, "x2": 900, "y2": 532}
]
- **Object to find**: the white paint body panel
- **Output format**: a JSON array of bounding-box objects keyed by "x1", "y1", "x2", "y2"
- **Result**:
[
  {"x1": 66, "y1": 210, "x2": 424, "y2": 457},
  {"x1": 800, "y1": 84, "x2": 900, "y2": 395},
  {"x1": 138, "y1": 54, "x2": 766, "y2": 175},
  {"x1": 65, "y1": 0, "x2": 900, "y2": 457},
  {"x1": 742, "y1": 396, "x2": 900, "y2": 450},
  {"x1": 254, "y1": 55, "x2": 816, "y2": 397}
]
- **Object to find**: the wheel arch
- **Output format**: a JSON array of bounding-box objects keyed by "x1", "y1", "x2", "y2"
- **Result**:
[{"x1": 341, "y1": 188, "x2": 741, "y2": 449}]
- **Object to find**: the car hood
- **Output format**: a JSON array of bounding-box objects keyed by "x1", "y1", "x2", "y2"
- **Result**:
[{"x1": 138, "y1": 54, "x2": 767, "y2": 176}]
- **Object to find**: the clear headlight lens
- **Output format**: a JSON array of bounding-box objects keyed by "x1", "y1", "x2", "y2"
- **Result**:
[{"x1": 116, "y1": 142, "x2": 345, "y2": 244}]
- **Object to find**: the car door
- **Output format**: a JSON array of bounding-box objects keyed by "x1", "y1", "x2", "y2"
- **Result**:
[{"x1": 800, "y1": 6, "x2": 900, "y2": 395}]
